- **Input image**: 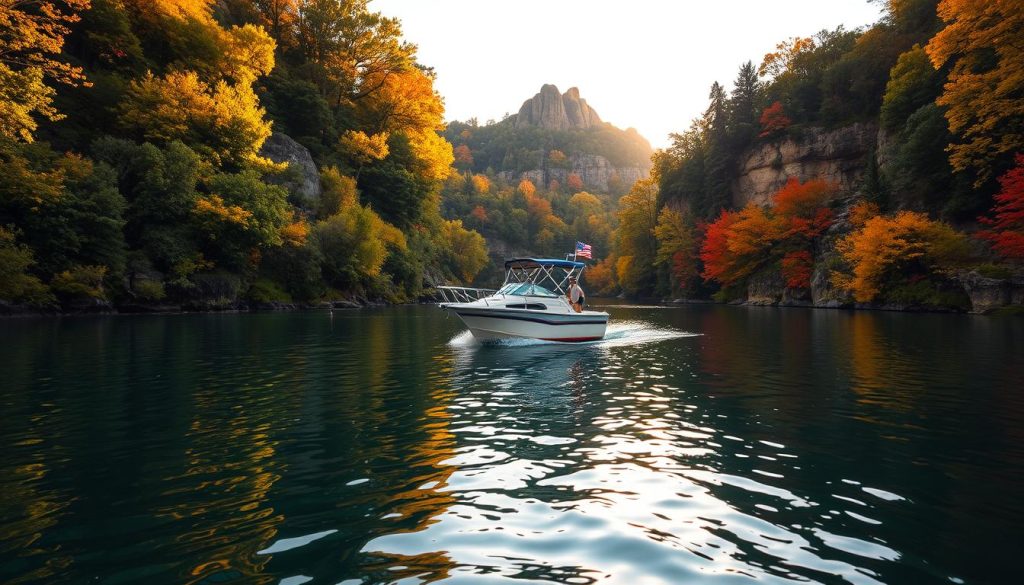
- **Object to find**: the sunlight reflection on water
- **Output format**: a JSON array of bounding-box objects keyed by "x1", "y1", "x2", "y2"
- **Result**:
[{"x1": 2, "y1": 306, "x2": 1019, "y2": 584}]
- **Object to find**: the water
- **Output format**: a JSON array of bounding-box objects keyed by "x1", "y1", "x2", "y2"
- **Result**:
[{"x1": 1, "y1": 304, "x2": 1022, "y2": 584}]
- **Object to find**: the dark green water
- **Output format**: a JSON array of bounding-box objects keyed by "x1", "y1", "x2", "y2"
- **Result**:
[{"x1": 1, "y1": 305, "x2": 1022, "y2": 585}]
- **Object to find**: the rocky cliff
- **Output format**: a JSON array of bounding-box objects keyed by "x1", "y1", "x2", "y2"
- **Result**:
[
  {"x1": 726, "y1": 123, "x2": 1024, "y2": 313},
  {"x1": 731, "y1": 123, "x2": 878, "y2": 207},
  {"x1": 512, "y1": 84, "x2": 602, "y2": 130}
]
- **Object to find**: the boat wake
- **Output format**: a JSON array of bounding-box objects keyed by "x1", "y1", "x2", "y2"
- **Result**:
[{"x1": 448, "y1": 320, "x2": 698, "y2": 350}]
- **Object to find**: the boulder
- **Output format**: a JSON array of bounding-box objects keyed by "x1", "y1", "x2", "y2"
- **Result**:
[
  {"x1": 959, "y1": 271, "x2": 1015, "y2": 314},
  {"x1": 259, "y1": 132, "x2": 322, "y2": 210}
]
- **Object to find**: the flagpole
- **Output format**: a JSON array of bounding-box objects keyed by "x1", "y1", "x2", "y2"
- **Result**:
[{"x1": 573, "y1": 243, "x2": 577, "y2": 262}]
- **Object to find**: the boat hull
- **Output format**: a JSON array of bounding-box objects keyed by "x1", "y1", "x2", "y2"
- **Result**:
[{"x1": 450, "y1": 307, "x2": 608, "y2": 342}]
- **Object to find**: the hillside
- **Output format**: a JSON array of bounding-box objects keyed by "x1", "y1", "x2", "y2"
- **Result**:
[
  {"x1": 603, "y1": 0, "x2": 1024, "y2": 313},
  {"x1": 0, "y1": 0, "x2": 489, "y2": 313},
  {"x1": 444, "y1": 84, "x2": 652, "y2": 194},
  {"x1": 438, "y1": 85, "x2": 654, "y2": 284}
]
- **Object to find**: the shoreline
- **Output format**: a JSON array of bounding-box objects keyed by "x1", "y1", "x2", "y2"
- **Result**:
[{"x1": 5, "y1": 297, "x2": 1022, "y2": 318}]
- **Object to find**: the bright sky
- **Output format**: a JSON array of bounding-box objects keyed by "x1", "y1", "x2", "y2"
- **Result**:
[{"x1": 373, "y1": 0, "x2": 884, "y2": 149}]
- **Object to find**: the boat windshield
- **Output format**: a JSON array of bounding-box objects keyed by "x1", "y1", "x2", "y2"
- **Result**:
[{"x1": 501, "y1": 283, "x2": 558, "y2": 298}]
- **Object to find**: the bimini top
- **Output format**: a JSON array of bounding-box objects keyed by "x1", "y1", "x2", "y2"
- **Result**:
[{"x1": 504, "y1": 258, "x2": 585, "y2": 270}]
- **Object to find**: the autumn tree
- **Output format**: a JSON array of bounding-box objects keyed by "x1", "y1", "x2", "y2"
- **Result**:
[
  {"x1": 759, "y1": 101, "x2": 791, "y2": 137},
  {"x1": 0, "y1": 0, "x2": 91, "y2": 141},
  {"x1": 439, "y1": 219, "x2": 488, "y2": 284},
  {"x1": 339, "y1": 129, "x2": 388, "y2": 178},
  {"x1": 615, "y1": 177, "x2": 659, "y2": 295},
  {"x1": 978, "y1": 154, "x2": 1024, "y2": 261},
  {"x1": 759, "y1": 36, "x2": 816, "y2": 79},
  {"x1": 518, "y1": 178, "x2": 536, "y2": 199},
  {"x1": 653, "y1": 206, "x2": 699, "y2": 294},
  {"x1": 312, "y1": 202, "x2": 406, "y2": 289},
  {"x1": 832, "y1": 211, "x2": 969, "y2": 302},
  {"x1": 255, "y1": 0, "x2": 298, "y2": 47},
  {"x1": 926, "y1": 0, "x2": 1024, "y2": 185},
  {"x1": 453, "y1": 144, "x2": 473, "y2": 169},
  {"x1": 296, "y1": 0, "x2": 414, "y2": 105},
  {"x1": 566, "y1": 172, "x2": 584, "y2": 192},
  {"x1": 471, "y1": 173, "x2": 490, "y2": 195},
  {"x1": 118, "y1": 70, "x2": 276, "y2": 169}
]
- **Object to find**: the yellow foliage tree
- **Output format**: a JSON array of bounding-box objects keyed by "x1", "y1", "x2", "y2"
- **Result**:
[
  {"x1": 653, "y1": 206, "x2": 698, "y2": 293},
  {"x1": 518, "y1": 178, "x2": 536, "y2": 199},
  {"x1": 926, "y1": 0, "x2": 1024, "y2": 185},
  {"x1": 471, "y1": 173, "x2": 490, "y2": 194},
  {"x1": 118, "y1": 71, "x2": 275, "y2": 168},
  {"x1": 614, "y1": 177, "x2": 659, "y2": 295},
  {"x1": 440, "y1": 219, "x2": 488, "y2": 283},
  {"x1": 0, "y1": 0, "x2": 91, "y2": 141},
  {"x1": 339, "y1": 129, "x2": 389, "y2": 178}
]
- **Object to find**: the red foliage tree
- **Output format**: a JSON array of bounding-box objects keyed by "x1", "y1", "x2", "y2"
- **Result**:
[
  {"x1": 759, "y1": 101, "x2": 792, "y2": 138},
  {"x1": 978, "y1": 154, "x2": 1024, "y2": 260},
  {"x1": 567, "y1": 172, "x2": 584, "y2": 192},
  {"x1": 781, "y1": 250, "x2": 814, "y2": 288},
  {"x1": 699, "y1": 209, "x2": 738, "y2": 284},
  {"x1": 470, "y1": 205, "x2": 488, "y2": 223}
]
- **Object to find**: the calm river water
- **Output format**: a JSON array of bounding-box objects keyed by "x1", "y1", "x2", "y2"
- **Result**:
[{"x1": 1, "y1": 304, "x2": 1022, "y2": 585}]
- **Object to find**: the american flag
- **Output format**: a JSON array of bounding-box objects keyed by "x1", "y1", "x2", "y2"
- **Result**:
[{"x1": 575, "y1": 241, "x2": 592, "y2": 259}]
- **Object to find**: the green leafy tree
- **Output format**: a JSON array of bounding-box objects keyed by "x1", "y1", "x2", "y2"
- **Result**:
[{"x1": 881, "y1": 45, "x2": 943, "y2": 131}]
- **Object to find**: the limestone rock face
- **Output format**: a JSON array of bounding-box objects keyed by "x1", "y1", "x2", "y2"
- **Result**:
[
  {"x1": 259, "y1": 133, "x2": 322, "y2": 209},
  {"x1": 513, "y1": 84, "x2": 602, "y2": 130},
  {"x1": 498, "y1": 153, "x2": 648, "y2": 193},
  {"x1": 958, "y1": 271, "x2": 1024, "y2": 313},
  {"x1": 732, "y1": 123, "x2": 877, "y2": 207}
]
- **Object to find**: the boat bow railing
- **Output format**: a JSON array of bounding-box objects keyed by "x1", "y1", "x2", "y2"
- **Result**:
[{"x1": 436, "y1": 286, "x2": 497, "y2": 304}]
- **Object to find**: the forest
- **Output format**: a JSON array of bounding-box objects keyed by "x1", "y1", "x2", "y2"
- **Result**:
[
  {"x1": 0, "y1": 0, "x2": 488, "y2": 311},
  {"x1": 1, "y1": 0, "x2": 1022, "y2": 313},
  {"x1": 599, "y1": 0, "x2": 1024, "y2": 310}
]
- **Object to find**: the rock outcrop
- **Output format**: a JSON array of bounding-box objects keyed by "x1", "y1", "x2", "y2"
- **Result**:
[
  {"x1": 513, "y1": 84, "x2": 602, "y2": 130},
  {"x1": 259, "y1": 132, "x2": 322, "y2": 209},
  {"x1": 732, "y1": 123, "x2": 877, "y2": 207},
  {"x1": 498, "y1": 153, "x2": 648, "y2": 193}
]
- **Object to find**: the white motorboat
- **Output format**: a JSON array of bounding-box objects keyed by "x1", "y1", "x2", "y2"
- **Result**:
[{"x1": 437, "y1": 258, "x2": 609, "y2": 342}]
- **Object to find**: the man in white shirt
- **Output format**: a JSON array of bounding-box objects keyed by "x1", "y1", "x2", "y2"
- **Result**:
[{"x1": 567, "y1": 276, "x2": 585, "y2": 313}]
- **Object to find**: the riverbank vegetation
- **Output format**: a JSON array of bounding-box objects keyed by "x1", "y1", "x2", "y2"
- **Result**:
[
  {"x1": 0, "y1": 0, "x2": 488, "y2": 312},
  {"x1": 2, "y1": 0, "x2": 1022, "y2": 314},
  {"x1": 600, "y1": 0, "x2": 1023, "y2": 310}
]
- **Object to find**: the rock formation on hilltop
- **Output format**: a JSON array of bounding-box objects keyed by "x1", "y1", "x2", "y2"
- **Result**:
[{"x1": 513, "y1": 84, "x2": 602, "y2": 130}]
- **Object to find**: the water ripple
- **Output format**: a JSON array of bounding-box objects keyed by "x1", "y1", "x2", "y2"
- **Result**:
[{"x1": 1, "y1": 307, "x2": 1020, "y2": 584}]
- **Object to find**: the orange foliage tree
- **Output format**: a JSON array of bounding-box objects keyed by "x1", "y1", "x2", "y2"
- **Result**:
[
  {"x1": 567, "y1": 172, "x2": 584, "y2": 192},
  {"x1": 832, "y1": 211, "x2": 969, "y2": 302},
  {"x1": 926, "y1": 0, "x2": 1024, "y2": 185},
  {"x1": 978, "y1": 154, "x2": 1024, "y2": 261},
  {"x1": 453, "y1": 144, "x2": 473, "y2": 169}
]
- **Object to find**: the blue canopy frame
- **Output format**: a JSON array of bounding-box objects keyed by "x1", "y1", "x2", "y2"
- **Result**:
[
  {"x1": 503, "y1": 258, "x2": 586, "y2": 295},
  {"x1": 504, "y1": 258, "x2": 585, "y2": 270}
]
